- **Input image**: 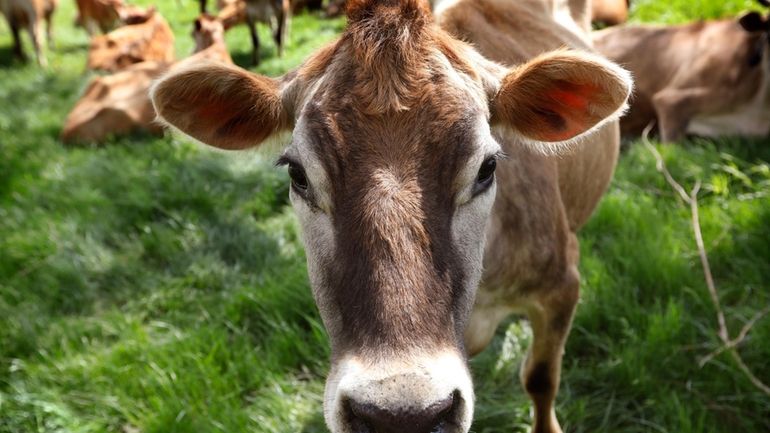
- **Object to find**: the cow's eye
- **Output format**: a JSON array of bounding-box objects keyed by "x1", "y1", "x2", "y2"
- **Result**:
[
  {"x1": 474, "y1": 156, "x2": 496, "y2": 194},
  {"x1": 288, "y1": 162, "x2": 309, "y2": 191}
]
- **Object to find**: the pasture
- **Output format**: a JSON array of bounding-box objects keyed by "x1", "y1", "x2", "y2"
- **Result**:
[{"x1": 1, "y1": 0, "x2": 769, "y2": 432}]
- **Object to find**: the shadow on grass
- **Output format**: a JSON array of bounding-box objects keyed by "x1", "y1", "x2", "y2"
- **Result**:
[{"x1": 230, "y1": 48, "x2": 279, "y2": 71}]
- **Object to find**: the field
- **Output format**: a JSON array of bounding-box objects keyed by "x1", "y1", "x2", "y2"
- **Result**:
[{"x1": 1, "y1": 0, "x2": 769, "y2": 432}]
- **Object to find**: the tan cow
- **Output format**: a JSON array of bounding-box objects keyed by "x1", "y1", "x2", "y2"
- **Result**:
[
  {"x1": 591, "y1": 0, "x2": 628, "y2": 27},
  {"x1": 0, "y1": 0, "x2": 57, "y2": 66},
  {"x1": 151, "y1": 0, "x2": 632, "y2": 432},
  {"x1": 594, "y1": 8, "x2": 770, "y2": 141},
  {"x1": 87, "y1": 7, "x2": 175, "y2": 73},
  {"x1": 74, "y1": 0, "x2": 148, "y2": 35},
  {"x1": 216, "y1": 0, "x2": 246, "y2": 30},
  {"x1": 243, "y1": 0, "x2": 290, "y2": 64},
  {"x1": 61, "y1": 15, "x2": 231, "y2": 144}
]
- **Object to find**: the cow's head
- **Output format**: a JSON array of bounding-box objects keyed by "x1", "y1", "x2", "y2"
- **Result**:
[
  {"x1": 151, "y1": 1, "x2": 631, "y2": 431},
  {"x1": 192, "y1": 14, "x2": 226, "y2": 53}
]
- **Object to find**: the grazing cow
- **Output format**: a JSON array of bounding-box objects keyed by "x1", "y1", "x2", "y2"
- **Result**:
[
  {"x1": 0, "y1": 0, "x2": 57, "y2": 66},
  {"x1": 243, "y1": 0, "x2": 290, "y2": 64},
  {"x1": 61, "y1": 15, "x2": 230, "y2": 144},
  {"x1": 151, "y1": 0, "x2": 632, "y2": 432},
  {"x1": 201, "y1": 0, "x2": 287, "y2": 64},
  {"x1": 594, "y1": 6, "x2": 770, "y2": 141},
  {"x1": 87, "y1": 7, "x2": 175, "y2": 72},
  {"x1": 591, "y1": 0, "x2": 628, "y2": 27}
]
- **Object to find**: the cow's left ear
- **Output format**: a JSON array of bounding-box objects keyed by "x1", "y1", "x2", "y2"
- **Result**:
[
  {"x1": 491, "y1": 50, "x2": 632, "y2": 144},
  {"x1": 739, "y1": 11, "x2": 766, "y2": 33}
]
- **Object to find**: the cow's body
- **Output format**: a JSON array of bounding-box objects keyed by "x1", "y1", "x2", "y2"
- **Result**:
[
  {"x1": 62, "y1": 15, "x2": 230, "y2": 144},
  {"x1": 591, "y1": 0, "x2": 628, "y2": 27},
  {"x1": 151, "y1": 1, "x2": 631, "y2": 432},
  {"x1": 0, "y1": 0, "x2": 57, "y2": 66},
  {"x1": 594, "y1": 15, "x2": 770, "y2": 141},
  {"x1": 87, "y1": 8, "x2": 175, "y2": 72}
]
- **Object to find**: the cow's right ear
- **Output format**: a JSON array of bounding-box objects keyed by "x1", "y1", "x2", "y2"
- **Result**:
[
  {"x1": 151, "y1": 61, "x2": 290, "y2": 150},
  {"x1": 739, "y1": 11, "x2": 766, "y2": 33}
]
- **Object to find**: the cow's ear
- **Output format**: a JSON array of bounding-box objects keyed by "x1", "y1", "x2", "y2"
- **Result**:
[
  {"x1": 739, "y1": 11, "x2": 766, "y2": 32},
  {"x1": 151, "y1": 61, "x2": 291, "y2": 150},
  {"x1": 491, "y1": 51, "x2": 632, "y2": 144}
]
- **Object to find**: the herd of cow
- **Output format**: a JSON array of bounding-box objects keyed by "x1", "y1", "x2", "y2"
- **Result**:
[{"x1": 1, "y1": 0, "x2": 768, "y2": 144}]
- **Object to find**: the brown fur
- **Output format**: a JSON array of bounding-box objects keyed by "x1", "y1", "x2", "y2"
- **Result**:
[
  {"x1": 0, "y1": 0, "x2": 57, "y2": 66},
  {"x1": 87, "y1": 8, "x2": 175, "y2": 72},
  {"x1": 62, "y1": 15, "x2": 232, "y2": 144},
  {"x1": 150, "y1": 1, "x2": 631, "y2": 432},
  {"x1": 594, "y1": 15, "x2": 770, "y2": 141},
  {"x1": 243, "y1": 0, "x2": 290, "y2": 65},
  {"x1": 75, "y1": 0, "x2": 126, "y2": 34},
  {"x1": 591, "y1": 0, "x2": 628, "y2": 27}
]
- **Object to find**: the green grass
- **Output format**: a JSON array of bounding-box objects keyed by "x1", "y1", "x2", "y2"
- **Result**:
[{"x1": 1, "y1": 1, "x2": 768, "y2": 432}]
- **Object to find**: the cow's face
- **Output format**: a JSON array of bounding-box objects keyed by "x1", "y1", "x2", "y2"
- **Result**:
[{"x1": 150, "y1": 1, "x2": 631, "y2": 432}]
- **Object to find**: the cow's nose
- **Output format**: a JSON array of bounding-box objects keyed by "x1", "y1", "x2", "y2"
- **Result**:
[{"x1": 347, "y1": 393, "x2": 457, "y2": 433}]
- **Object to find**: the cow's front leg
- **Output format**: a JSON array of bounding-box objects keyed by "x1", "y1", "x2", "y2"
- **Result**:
[
  {"x1": 521, "y1": 247, "x2": 580, "y2": 433},
  {"x1": 10, "y1": 21, "x2": 25, "y2": 61},
  {"x1": 247, "y1": 17, "x2": 261, "y2": 66},
  {"x1": 651, "y1": 87, "x2": 710, "y2": 143},
  {"x1": 28, "y1": 19, "x2": 47, "y2": 67}
]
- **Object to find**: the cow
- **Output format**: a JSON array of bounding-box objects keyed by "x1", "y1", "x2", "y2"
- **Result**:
[
  {"x1": 150, "y1": 0, "x2": 632, "y2": 432},
  {"x1": 61, "y1": 15, "x2": 231, "y2": 144},
  {"x1": 216, "y1": 0, "x2": 247, "y2": 30},
  {"x1": 593, "y1": 4, "x2": 770, "y2": 142},
  {"x1": 199, "y1": 0, "x2": 287, "y2": 65},
  {"x1": 87, "y1": 7, "x2": 175, "y2": 73},
  {"x1": 591, "y1": 0, "x2": 628, "y2": 27},
  {"x1": 0, "y1": 0, "x2": 57, "y2": 66},
  {"x1": 243, "y1": 0, "x2": 290, "y2": 64},
  {"x1": 190, "y1": 13, "x2": 233, "y2": 64},
  {"x1": 74, "y1": 0, "x2": 141, "y2": 35}
]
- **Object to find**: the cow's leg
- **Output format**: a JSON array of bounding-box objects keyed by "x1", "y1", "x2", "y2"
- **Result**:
[
  {"x1": 200, "y1": 0, "x2": 207, "y2": 14},
  {"x1": 247, "y1": 17, "x2": 260, "y2": 65},
  {"x1": 45, "y1": 11, "x2": 54, "y2": 47},
  {"x1": 464, "y1": 296, "x2": 512, "y2": 357},
  {"x1": 273, "y1": 6, "x2": 287, "y2": 57},
  {"x1": 651, "y1": 87, "x2": 709, "y2": 143},
  {"x1": 520, "y1": 236, "x2": 580, "y2": 433},
  {"x1": 10, "y1": 21, "x2": 25, "y2": 61},
  {"x1": 28, "y1": 19, "x2": 47, "y2": 67}
]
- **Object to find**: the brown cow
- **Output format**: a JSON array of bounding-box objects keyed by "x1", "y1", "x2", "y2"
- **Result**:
[
  {"x1": 594, "y1": 6, "x2": 770, "y2": 141},
  {"x1": 243, "y1": 0, "x2": 290, "y2": 64},
  {"x1": 87, "y1": 7, "x2": 175, "y2": 72},
  {"x1": 62, "y1": 15, "x2": 231, "y2": 144},
  {"x1": 591, "y1": 0, "x2": 628, "y2": 27},
  {"x1": 0, "y1": 0, "x2": 57, "y2": 66},
  {"x1": 217, "y1": 0, "x2": 247, "y2": 29},
  {"x1": 151, "y1": 0, "x2": 631, "y2": 432},
  {"x1": 74, "y1": 0, "x2": 136, "y2": 35},
  {"x1": 201, "y1": 0, "x2": 288, "y2": 64}
]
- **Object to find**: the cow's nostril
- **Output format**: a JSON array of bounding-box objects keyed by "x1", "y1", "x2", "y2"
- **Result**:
[{"x1": 347, "y1": 392, "x2": 457, "y2": 433}]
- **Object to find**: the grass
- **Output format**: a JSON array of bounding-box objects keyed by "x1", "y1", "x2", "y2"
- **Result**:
[{"x1": 0, "y1": 1, "x2": 768, "y2": 432}]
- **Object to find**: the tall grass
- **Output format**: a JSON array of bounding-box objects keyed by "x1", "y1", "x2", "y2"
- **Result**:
[{"x1": 1, "y1": 1, "x2": 768, "y2": 432}]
